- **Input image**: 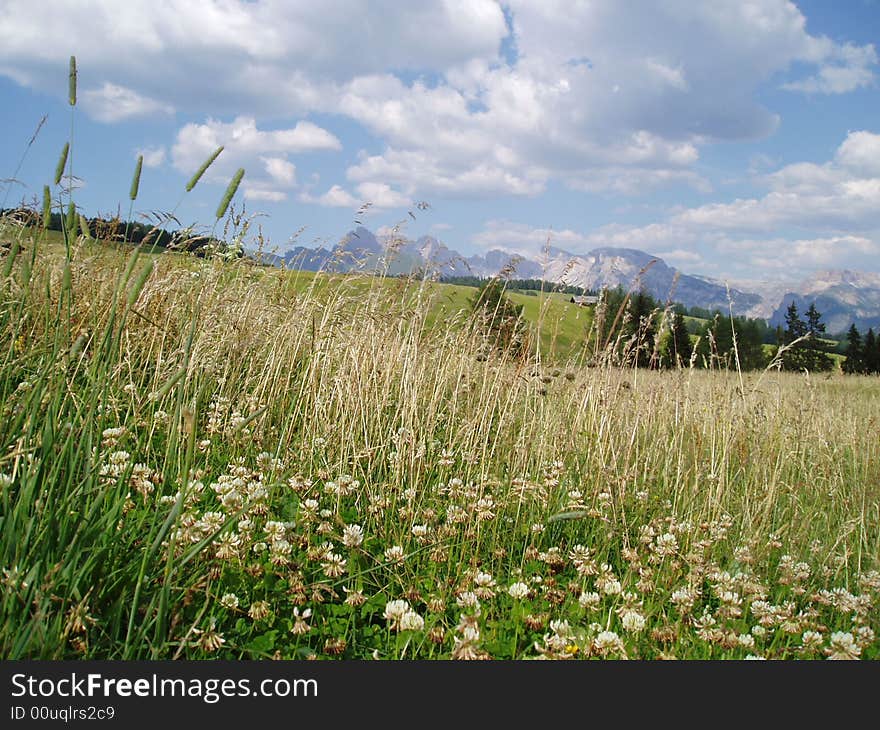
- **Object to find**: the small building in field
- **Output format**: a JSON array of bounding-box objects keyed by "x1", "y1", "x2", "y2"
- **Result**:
[{"x1": 570, "y1": 295, "x2": 599, "y2": 306}]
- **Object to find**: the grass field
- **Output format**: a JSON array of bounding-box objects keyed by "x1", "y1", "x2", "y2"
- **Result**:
[{"x1": 1, "y1": 219, "x2": 878, "y2": 660}]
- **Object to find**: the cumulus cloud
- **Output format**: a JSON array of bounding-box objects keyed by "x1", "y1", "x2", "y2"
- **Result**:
[
  {"x1": 298, "y1": 184, "x2": 360, "y2": 208},
  {"x1": 1, "y1": 1, "x2": 875, "y2": 201},
  {"x1": 137, "y1": 146, "x2": 166, "y2": 168},
  {"x1": 169, "y1": 116, "x2": 339, "y2": 204},
  {"x1": 782, "y1": 42, "x2": 877, "y2": 94},
  {"x1": 473, "y1": 131, "x2": 880, "y2": 279},
  {"x1": 82, "y1": 83, "x2": 173, "y2": 122}
]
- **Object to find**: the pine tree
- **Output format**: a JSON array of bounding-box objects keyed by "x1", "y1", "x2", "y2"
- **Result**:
[
  {"x1": 626, "y1": 290, "x2": 657, "y2": 368},
  {"x1": 666, "y1": 311, "x2": 693, "y2": 367},
  {"x1": 470, "y1": 279, "x2": 528, "y2": 359},
  {"x1": 781, "y1": 301, "x2": 808, "y2": 371},
  {"x1": 865, "y1": 328, "x2": 879, "y2": 374},
  {"x1": 842, "y1": 324, "x2": 865, "y2": 374},
  {"x1": 803, "y1": 302, "x2": 833, "y2": 372}
]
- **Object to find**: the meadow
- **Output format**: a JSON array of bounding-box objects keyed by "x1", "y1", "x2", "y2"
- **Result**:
[{"x1": 1, "y1": 218, "x2": 878, "y2": 660}]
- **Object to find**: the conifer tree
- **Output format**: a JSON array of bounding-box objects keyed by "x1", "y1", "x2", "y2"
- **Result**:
[{"x1": 842, "y1": 324, "x2": 865, "y2": 374}]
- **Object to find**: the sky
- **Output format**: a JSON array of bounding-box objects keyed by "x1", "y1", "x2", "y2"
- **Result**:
[{"x1": 0, "y1": 0, "x2": 878, "y2": 284}]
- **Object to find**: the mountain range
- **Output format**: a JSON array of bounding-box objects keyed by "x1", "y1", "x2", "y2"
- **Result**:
[{"x1": 270, "y1": 226, "x2": 880, "y2": 335}]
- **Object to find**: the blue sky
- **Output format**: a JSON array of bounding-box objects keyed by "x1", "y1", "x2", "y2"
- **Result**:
[{"x1": 1, "y1": 1, "x2": 878, "y2": 283}]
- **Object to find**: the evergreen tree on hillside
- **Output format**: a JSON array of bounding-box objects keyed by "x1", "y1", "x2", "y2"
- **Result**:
[
  {"x1": 470, "y1": 279, "x2": 528, "y2": 359},
  {"x1": 865, "y1": 328, "x2": 879, "y2": 374},
  {"x1": 625, "y1": 290, "x2": 657, "y2": 368},
  {"x1": 666, "y1": 311, "x2": 693, "y2": 367},
  {"x1": 781, "y1": 301, "x2": 832, "y2": 371},
  {"x1": 842, "y1": 324, "x2": 865, "y2": 374},
  {"x1": 803, "y1": 303, "x2": 834, "y2": 371}
]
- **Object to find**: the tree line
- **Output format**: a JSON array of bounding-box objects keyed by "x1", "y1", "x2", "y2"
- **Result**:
[
  {"x1": 842, "y1": 324, "x2": 880, "y2": 374},
  {"x1": 468, "y1": 279, "x2": 869, "y2": 374},
  {"x1": 0, "y1": 206, "x2": 226, "y2": 256}
]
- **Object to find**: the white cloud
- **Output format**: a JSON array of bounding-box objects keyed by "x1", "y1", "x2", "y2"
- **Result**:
[
  {"x1": 263, "y1": 157, "x2": 296, "y2": 186},
  {"x1": 244, "y1": 188, "x2": 286, "y2": 202},
  {"x1": 137, "y1": 146, "x2": 166, "y2": 168},
  {"x1": 170, "y1": 116, "x2": 339, "y2": 200},
  {"x1": 2, "y1": 1, "x2": 874, "y2": 201},
  {"x1": 354, "y1": 182, "x2": 412, "y2": 209},
  {"x1": 782, "y1": 42, "x2": 877, "y2": 94},
  {"x1": 471, "y1": 130, "x2": 880, "y2": 279},
  {"x1": 835, "y1": 131, "x2": 880, "y2": 177},
  {"x1": 82, "y1": 82, "x2": 173, "y2": 122},
  {"x1": 298, "y1": 184, "x2": 359, "y2": 208}
]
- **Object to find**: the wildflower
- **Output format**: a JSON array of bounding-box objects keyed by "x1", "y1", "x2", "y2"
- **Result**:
[
  {"x1": 342, "y1": 524, "x2": 364, "y2": 548},
  {"x1": 411, "y1": 524, "x2": 429, "y2": 540},
  {"x1": 248, "y1": 601, "x2": 271, "y2": 621},
  {"x1": 264, "y1": 521, "x2": 287, "y2": 541},
  {"x1": 578, "y1": 591, "x2": 601, "y2": 609},
  {"x1": 456, "y1": 591, "x2": 481, "y2": 611},
  {"x1": 324, "y1": 637, "x2": 347, "y2": 655},
  {"x1": 801, "y1": 630, "x2": 823, "y2": 651},
  {"x1": 220, "y1": 593, "x2": 240, "y2": 610},
  {"x1": 438, "y1": 449, "x2": 455, "y2": 466},
  {"x1": 445, "y1": 505, "x2": 468, "y2": 524},
  {"x1": 269, "y1": 539, "x2": 292, "y2": 567},
  {"x1": 855, "y1": 625, "x2": 875, "y2": 648},
  {"x1": 291, "y1": 607, "x2": 312, "y2": 635},
  {"x1": 508, "y1": 582, "x2": 530, "y2": 600},
  {"x1": 452, "y1": 614, "x2": 487, "y2": 660},
  {"x1": 384, "y1": 545, "x2": 405, "y2": 564},
  {"x1": 654, "y1": 533, "x2": 678, "y2": 557},
  {"x1": 602, "y1": 579, "x2": 622, "y2": 596},
  {"x1": 620, "y1": 610, "x2": 646, "y2": 633},
  {"x1": 195, "y1": 620, "x2": 225, "y2": 653},
  {"x1": 214, "y1": 532, "x2": 241, "y2": 561},
  {"x1": 400, "y1": 611, "x2": 425, "y2": 632},
  {"x1": 321, "y1": 552, "x2": 347, "y2": 578},
  {"x1": 474, "y1": 571, "x2": 496, "y2": 599},
  {"x1": 343, "y1": 587, "x2": 367, "y2": 607},
  {"x1": 737, "y1": 633, "x2": 755, "y2": 649},
  {"x1": 383, "y1": 600, "x2": 411, "y2": 631},
  {"x1": 593, "y1": 631, "x2": 626, "y2": 657},
  {"x1": 474, "y1": 497, "x2": 495, "y2": 520},
  {"x1": 670, "y1": 586, "x2": 697, "y2": 614},
  {"x1": 826, "y1": 631, "x2": 861, "y2": 660},
  {"x1": 0, "y1": 473, "x2": 13, "y2": 490},
  {"x1": 101, "y1": 426, "x2": 127, "y2": 447}
]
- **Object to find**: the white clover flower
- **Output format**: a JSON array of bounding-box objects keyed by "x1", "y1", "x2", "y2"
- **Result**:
[
  {"x1": 384, "y1": 545, "x2": 405, "y2": 564},
  {"x1": 456, "y1": 591, "x2": 481, "y2": 610},
  {"x1": 621, "y1": 610, "x2": 646, "y2": 633},
  {"x1": 342, "y1": 523, "x2": 364, "y2": 548},
  {"x1": 578, "y1": 591, "x2": 601, "y2": 609},
  {"x1": 593, "y1": 631, "x2": 625, "y2": 655},
  {"x1": 399, "y1": 610, "x2": 425, "y2": 632},
  {"x1": 383, "y1": 599, "x2": 411, "y2": 631},
  {"x1": 508, "y1": 582, "x2": 530, "y2": 600},
  {"x1": 220, "y1": 593, "x2": 240, "y2": 610},
  {"x1": 826, "y1": 631, "x2": 861, "y2": 660},
  {"x1": 602, "y1": 579, "x2": 622, "y2": 596}
]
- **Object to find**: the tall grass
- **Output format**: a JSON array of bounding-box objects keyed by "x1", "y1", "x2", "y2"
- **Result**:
[
  {"x1": 0, "y1": 56, "x2": 877, "y2": 659},
  {"x1": 0, "y1": 222, "x2": 877, "y2": 659}
]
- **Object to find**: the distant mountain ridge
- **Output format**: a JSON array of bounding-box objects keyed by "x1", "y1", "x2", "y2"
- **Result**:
[{"x1": 275, "y1": 227, "x2": 880, "y2": 334}]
